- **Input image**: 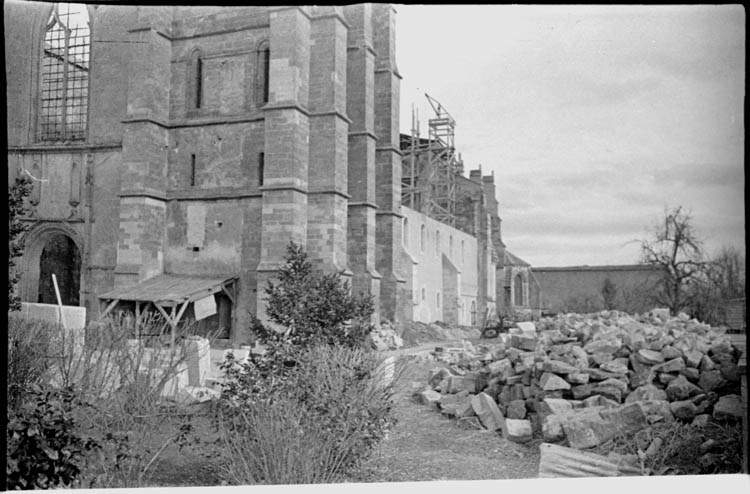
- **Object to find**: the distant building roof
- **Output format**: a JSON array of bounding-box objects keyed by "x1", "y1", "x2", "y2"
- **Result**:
[
  {"x1": 533, "y1": 264, "x2": 661, "y2": 272},
  {"x1": 504, "y1": 250, "x2": 531, "y2": 267}
]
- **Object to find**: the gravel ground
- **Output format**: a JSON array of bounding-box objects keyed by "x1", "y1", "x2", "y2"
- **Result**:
[{"x1": 349, "y1": 349, "x2": 541, "y2": 482}]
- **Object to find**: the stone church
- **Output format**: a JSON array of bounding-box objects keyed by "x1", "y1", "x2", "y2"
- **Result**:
[{"x1": 6, "y1": 3, "x2": 533, "y2": 344}]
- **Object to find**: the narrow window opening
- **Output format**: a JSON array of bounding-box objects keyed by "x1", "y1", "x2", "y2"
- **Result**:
[
  {"x1": 195, "y1": 57, "x2": 203, "y2": 109},
  {"x1": 257, "y1": 43, "x2": 270, "y2": 106},
  {"x1": 258, "y1": 152, "x2": 265, "y2": 186},
  {"x1": 190, "y1": 154, "x2": 196, "y2": 187}
]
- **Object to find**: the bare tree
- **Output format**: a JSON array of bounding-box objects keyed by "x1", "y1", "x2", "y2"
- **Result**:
[
  {"x1": 691, "y1": 245, "x2": 746, "y2": 324},
  {"x1": 640, "y1": 206, "x2": 706, "y2": 315}
]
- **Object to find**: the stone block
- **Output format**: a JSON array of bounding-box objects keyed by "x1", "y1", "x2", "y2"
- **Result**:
[
  {"x1": 600, "y1": 358, "x2": 629, "y2": 374},
  {"x1": 505, "y1": 419, "x2": 533, "y2": 443},
  {"x1": 635, "y1": 348, "x2": 664, "y2": 365},
  {"x1": 471, "y1": 392, "x2": 507, "y2": 434},
  {"x1": 510, "y1": 333, "x2": 537, "y2": 351},
  {"x1": 543, "y1": 359, "x2": 579, "y2": 375},
  {"x1": 653, "y1": 357, "x2": 685, "y2": 374},
  {"x1": 566, "y1": 372, "x2": 590, "y2": 385},
  {"x1": 507, "y1": 399, "x2": 527, "y2": 419},
  {"x1": 625, "y1": 384, "x2": 667, "y2": 403},
  {"x1": 713, "y1": 394, "x2": 742, "y2": 420},
  {"x1": 446, "y1": 374, "x2": 478, "y2": 394},
  {"x1": 698, "y1": 370, "x2": 725, "y2": 393},
  {"x1": 665, "y1": 374, "x2": 702, "y2": 401},
  {"x1": 669, "y1": 399, "x2": 698, "y2": 420},
  {"x1": 584, "y1": 338, "x2": 622, "y2": 355},
  {"x1": 487, "y1": 358, "x2": 513, "y2": 378},
  {"x1": 418, "y1": 389, "x2": 442, "y2": 407},
  {"x1": 685, "y1": 350, "x2": 703, "y2": 368},
  {"x1": 540, "y1": 372, "x2": 571, "y2": 391}
]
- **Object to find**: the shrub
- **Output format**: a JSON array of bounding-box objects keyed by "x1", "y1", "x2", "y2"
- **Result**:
[
  {"x1": 216, "y1": 343, "x2": 402, "y2": 484},
  {"x1": 8, "y1": 176, "x2": 32, "y2": 311},
  {"x1": 6, "y1": 312, "x2": 200, "y2": 488},
  {"x1": 258, "y1": 242, "x2": 374, "y2": 347},
  {"x1": 598, "y1": 420, "x2": 744, "y2": 475},
  {"x1": 6, "y1": 386, "x2": 99, "y2": 490},
  {"x1": 7, "y1": 315, "x2": 54, "y2": 412}
]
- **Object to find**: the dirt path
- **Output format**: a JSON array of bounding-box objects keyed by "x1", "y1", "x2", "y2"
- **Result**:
[{"x1": 350, "y1": 345, "x2": 541, "y2": 482}]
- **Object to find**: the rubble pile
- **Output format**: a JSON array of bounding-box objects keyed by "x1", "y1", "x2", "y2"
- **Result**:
[
  {"x1": 366, "y1": 320, "x2": 405, "y2": 351},
  {"x1": 415, "y1": 309, "x2": 745, "y2": 456}
]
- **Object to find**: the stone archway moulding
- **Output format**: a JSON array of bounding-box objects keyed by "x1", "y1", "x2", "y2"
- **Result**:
[{"x1": 18, "y1": 221, "x2": 84, "y2": 305}]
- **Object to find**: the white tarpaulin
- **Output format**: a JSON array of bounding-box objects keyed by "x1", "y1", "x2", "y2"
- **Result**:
[{"x1": 193, "y1": 295, "x2": 216, "y2": 321}]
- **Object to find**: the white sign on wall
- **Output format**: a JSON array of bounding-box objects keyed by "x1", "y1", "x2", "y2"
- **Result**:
[{"x1": 193, "y1": 295, "x2": 217, "y2": 321}]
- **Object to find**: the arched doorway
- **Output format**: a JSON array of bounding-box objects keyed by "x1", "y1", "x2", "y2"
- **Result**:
[{"x1": 37, "y1": 233, "x2": 81, "y2": 306}]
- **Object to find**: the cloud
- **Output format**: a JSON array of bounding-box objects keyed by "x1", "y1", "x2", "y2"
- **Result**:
[{"x1": 652, "y1": 162, "x2": 745, "y2": 188}]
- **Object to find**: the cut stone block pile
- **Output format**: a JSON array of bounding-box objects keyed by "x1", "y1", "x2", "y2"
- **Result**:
[{"x1": 415, "y1": 309, "x2": 745, "y2": 457}]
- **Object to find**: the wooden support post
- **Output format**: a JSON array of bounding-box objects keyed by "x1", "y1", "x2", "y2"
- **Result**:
[
  {"x1": 52, "y1": 274, "x2": 67, "y2": 331},
  {"x1": 221, "y1": 283, "x2": 235, "y2": 305},
  {"x1": 100, "y1": 299, "x2": 119, "y2": 319}
]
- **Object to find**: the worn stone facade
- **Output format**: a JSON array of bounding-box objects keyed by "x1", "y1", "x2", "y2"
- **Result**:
[{"x1": 6, "y1": 2, "x2": 510, "y2": 341}]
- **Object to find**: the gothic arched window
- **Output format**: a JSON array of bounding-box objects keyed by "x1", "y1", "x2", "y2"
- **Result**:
[
  {"x1": 256, "y1": 41, "x2": 270, "y2": 106},
  {"x1": 40, "y1": 3, "x2": 90, "y2": 141},
  {"x1": 514, "y1": 273, "x2": 524, "y2": 307}
]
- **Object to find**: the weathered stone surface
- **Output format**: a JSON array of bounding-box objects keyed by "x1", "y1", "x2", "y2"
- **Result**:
[
  {"x1": 542, "y1": 414, "x2": 567, "y2": 441},
  {"x1": 659, "y1": 373, "x2": 679, "y2": 385},
  {"x1": 507, "y1": 399, "x2": 527, "y2": 419},
  {"x1": 692, "y1": 414, "x2": 710, "y2": 427},
  {"x1": 719, "y1": 361, "x2": 739, "y2": 383},
  {"x1": 713, "y1": 394, "x2": 743, "y2": 420},
  {"x1": 505, "y1": 419, "x2": 533, "y2": 443},
  {"x1": 428, "y1": 367, "x2": 454, "y2": 388},
  {"x1": 600, "y1": 402, "x2": 649, "y2": 436},
  {"x1": 590, "y1": 353, "x2": 614, "y2": 366},
  {"x1": 700, "y1": 354, "x2": 716, "y2": 371},
  {"x1": 566, "y1": 372, "x2": 590, "y2": 385},
  {"x1": 625, "y1": 384, "x2": 668, "y2": 403},
  {"x1": 540, "y1": 372, "x2": 571, "y2": 391},
  {"x1": 569, "y1": 345, "x2": 590, "y2": 368},
  {"x1": 572, "y1": 383, "x2": 596, "y2": 400},
  {"x1": 653, "y1": 357, "x2": 685, "y2": 373},
  {"x1": 598, "y1": 378, "x2": 628, "y2": 394},
  {"x1": 638, "y1": 400, "x2": 675, "y2": 424},
  {"x1": 418, "y1": 389, "x2": 442, "y2": 407},
  {"x1": 679, "y1": 367, "x2": 700, "y2": 382},
  {"x1": 538, "y1": 397, "x2": 574, "y2": 416},
  {"x1": 585, "y1": 368, "x2": 627, "y2": 381},
  {"x1": 515, "y1": 321, "x2": 536, "y2": 335},
  {"x1": 600, "y1": 359, "x2": 629, "y2": 374},
  {"x1": 471, "y1": 392, "x2": 507, "y2": 433},
  {"x1": 660, "y1": 345, "x2": 682, "y2": 360},
  {"x1": 487, "y1": 358, "x2": 513, "y2": 378},
  {"x1": 635, "y1": 349, "x2": 665, "y2": 365},
  {"x1": 698, "y1": 370, "x2": 726, "y2": 393},
  {"x1": 562, "y1": 409, "x2": 614, "y2": 449},
  {"x1": 510, "y1": 334, "x2": 538, "y2": 351},
  {"x1": 669, "y1": 399, "x2": 698, "y2": 420},
  {"x1": 445, "y1": 374, "x2": 478, "y2": 394},
  {"x1": 543, "y1": 359, "x2": 579, "y2": 374},
  {"x1": 685, "y1": 350, "x2": 703, "y2": 368},
  {"x1": 665, "y1": 374, "x2": 702, "y2": 401},
  {"x1": 584, "y1": 338, "x2": 622, "y2": 355}
]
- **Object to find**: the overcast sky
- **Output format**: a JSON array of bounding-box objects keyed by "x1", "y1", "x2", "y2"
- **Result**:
[{"x1": 394, "y1": 4, "x2": 745, "y2": 267}]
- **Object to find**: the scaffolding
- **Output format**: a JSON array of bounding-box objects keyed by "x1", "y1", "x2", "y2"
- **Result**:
[{"x1": 401, "y1": 93, "x2": 463, "y2": 227}]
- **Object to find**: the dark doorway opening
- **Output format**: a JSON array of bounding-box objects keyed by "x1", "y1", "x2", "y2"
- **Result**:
[{"x1": 38, "y1": 234, "x2": 81, "y2": 306}]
